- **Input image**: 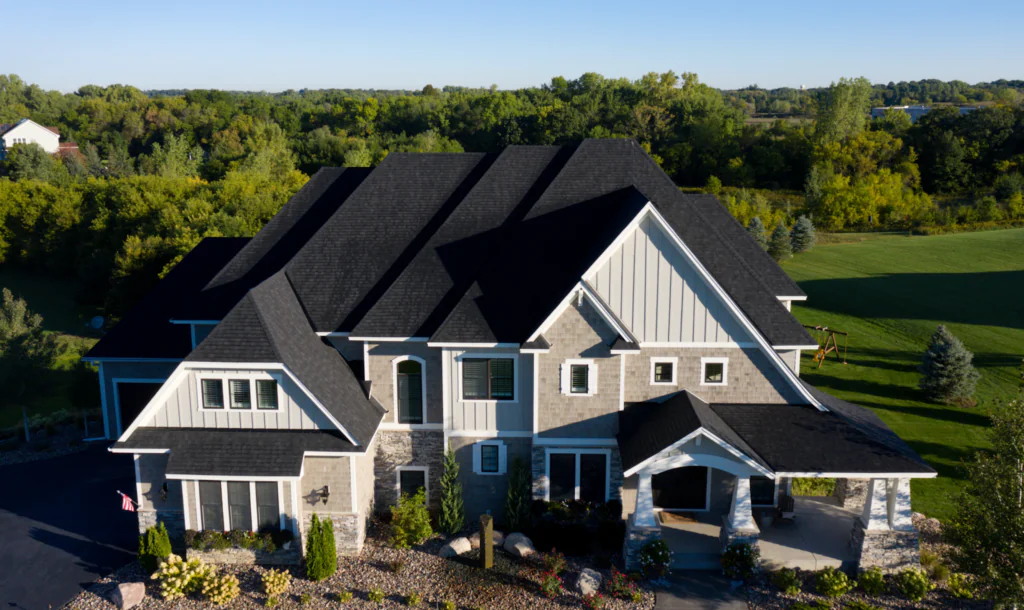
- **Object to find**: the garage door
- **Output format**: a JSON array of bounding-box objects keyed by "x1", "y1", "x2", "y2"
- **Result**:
[
  {"x1": 652, "y1": 466, "x2": 709, "y2": 511},
  {"x1": 116, "y1": 382, "x2": 163, "y2": 434}
]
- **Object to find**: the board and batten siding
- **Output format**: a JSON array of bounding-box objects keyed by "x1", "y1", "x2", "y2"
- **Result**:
[
  {"x1": 145, "y1": 368, "x2": 333, "y2": 430},
  {"x1": 586, "y1": 215, "x2": 745, "y2": 344},
  {"x1": 445, "y1": 348, "x2": 533, "y2": 433}
]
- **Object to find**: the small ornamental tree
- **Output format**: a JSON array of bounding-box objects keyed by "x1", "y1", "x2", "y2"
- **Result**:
[
  {"x1": 390, "y1": 489, "x2": 433, "y2": 548},
  {"x1": 305, "y1": 513, "x2": 337, "y2": 581},
  {"x1": 746, "y1": 217, "x2": 768, "y2": 250},
  {"x1": 919, "y1": 325, "x2": 980, "y2": 406},
  {"x1": 438, "y1": 444, "x2": 465, "y2": 535},
  {"x1": 789, "y1": 215, "x2": 817, "y2": 253},
  {"x1": 768, "y1": 221, "x2": 793, "y2": 262},
  {"x1": 504, "y1": 457, "x2": 532, "y2": 532},
  {"x1": 138, "y1": 521, "x2": 173, "y2": 573},
  {"x1": 946, "y1": 400, "x2": 1024, "y2": 608}
]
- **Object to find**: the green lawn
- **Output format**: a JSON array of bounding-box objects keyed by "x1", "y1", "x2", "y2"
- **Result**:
[{"x1": 782, "y1": 228, "x2": 1024, "y2": 521}]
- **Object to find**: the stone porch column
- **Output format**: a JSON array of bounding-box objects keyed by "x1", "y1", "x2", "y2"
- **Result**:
[
  {"x1": 850, "y1": 477, "x2": 921, "y2": 573},
  {"x1": 623, "y1": 472, "x2": 662, "y2": 570},
  {"x1": 721, "y1": 476, "x2": 760, "y2": 550}
]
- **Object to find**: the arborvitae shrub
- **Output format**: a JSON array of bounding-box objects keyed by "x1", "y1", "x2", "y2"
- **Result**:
[{"x1": 138, "y1": 521, "x2": 172, "y2": 573}]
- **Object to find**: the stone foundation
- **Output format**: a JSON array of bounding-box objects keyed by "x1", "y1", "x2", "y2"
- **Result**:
[
  {"x1": 833, "y1": 478, "x2": 869, "y2": 509},
  {"x1": 137, "y1": 510, "x2": 185, "y2": 541},
  {"x1": 373, "y1": 430, "x2": 444, "y2": 510},
  {"x1": 623, "y1": 514, "x2": 662, "y2": 571},
  {"x1": 720, "y1": 521, "x2": 761, "y2": 554},
  {"x1": 850, "y1": 522, "x2": 920, "y2": 573},
  {"x1": 186, "y1": 546, "x2": 301, "y2": 565},
  {"x1": 304, "y1": 512, "x2": 364, "y2": 556}
]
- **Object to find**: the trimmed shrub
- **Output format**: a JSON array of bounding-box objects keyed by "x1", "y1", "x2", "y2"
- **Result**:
[
  {"x1": 772, "y1": 568, "x2": 802, "y2": 595},
  {"x1": 336, "y1": 590, "x2": 354, "y2": 603},
  {"x1": 721, "y1": 543, "x2": 759, "y2": 580},
  {"x1": 856, "y1": 567, "x2": 885, "y2": 596},
  {"x1": 505, "y1": 457, "x2": 532, "y2": 532},
  {"x1": 390, "y1": 488, "x2": 433, "y2": 548},
  {"x1": 201, "y1": 572, "x2": 240, "y2": 605},
  {"x1": 919, "y1": 325, "x2": 980, "y2": 406},
  {"x1": 438, "y1": 444, "x2": 465, "y2": 535},
  {"x1": 894, "y1": 567, "x2": 934, "y2": 602},
  {"x1": 368, "y1": 588, "x2": 385, "y2": 604},
  {"x1": 768, "y1": 221, "x2": 793, "y2": 261},
  {"x1": 151, "y1": 554, "x2": 209, "y2": 600},
  {"x1": 138, "y1": 521, "x2": 172, "y2": 573},
  {"x1": 305, "y1": 514, "x2": 337, "y2": 581},
  {"x1": 815, "y1": 567, "x2": 854, "y2": 598},
  {"x1": 947, "y1": 573, "x2": 975, "y2": 599},
  {"x1": 639, "y1": 539, "x2": 673, "y2": 579},
  {"x1": 261, "y1": 568, "x2": 291, "y2": 596}
]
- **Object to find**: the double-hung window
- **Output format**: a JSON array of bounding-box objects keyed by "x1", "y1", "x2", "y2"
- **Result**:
[
  {"x1": 462, "y1": 357, "x2": 515, "y2": 401},
  {"x1": 229, "y1": 380, "x2": 251, "y2": 409},
  {"x1": 198, "y1": 480, "x2": 281, "y2": 532},
  {"x1": 395, "y1": 358, "x2": 424, "y2": 424}
]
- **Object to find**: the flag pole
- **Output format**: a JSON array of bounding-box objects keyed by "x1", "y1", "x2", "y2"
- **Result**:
[{"x1": 116, "y1": 489, "x2": 139, "y2": 507}]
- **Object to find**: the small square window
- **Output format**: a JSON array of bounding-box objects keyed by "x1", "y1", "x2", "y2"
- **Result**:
[
  {"x1": 570, "y1": 364, "x2": 589, "y2": 394},
  {"x1": 480, "y1": 445, "x2": 499, "y2": 473},
  {"x1": 702, "y1": 360, "x2": 727, "y2": 385},
  {"x1": 202, "y1": 379, "x2": 224, "y2": 409},
  {"x1": 654, "y1": 362, "x2": 674, "y2": 383}
]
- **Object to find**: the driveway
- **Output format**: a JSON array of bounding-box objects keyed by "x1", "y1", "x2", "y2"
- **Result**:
[{"x1": 0, "y1": 444, "x2": 137, "y2": 609}]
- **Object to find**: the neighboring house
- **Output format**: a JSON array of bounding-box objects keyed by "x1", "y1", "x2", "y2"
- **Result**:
[
  {"x1": 84, "y1": 139, "x2": 934, "y2": 570},
  {"x1": 0, "y1": 118, "x2": 62, "y2": 159}
]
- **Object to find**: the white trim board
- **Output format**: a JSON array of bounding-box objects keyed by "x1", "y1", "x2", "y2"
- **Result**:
[{"x1": 775, "y1": 471, "x2": 937, "y2": 479}]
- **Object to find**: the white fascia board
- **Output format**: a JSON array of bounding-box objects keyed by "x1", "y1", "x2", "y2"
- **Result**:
[
  {"x1": 775, "y1": 471, "x2": 937, "y2": 479},
  {"x1": 116, "y1": 363, "x2": 188, "y2": 442},
  {"x1": 610, "y1": 349, "x2": 641, "y2": 355},
  {"x1": 185, "y1": 361, "x2": 284, "y2": 369},
  {"x1": 165, "y1": 473, "x2": 301, "y2": 482},
  {"x1": 315, "y1": 332, "x2": 350, "y2": 337},
  {"x1": 427, "y1": 342, "x2": 521, "y2": 348},
  {"x1": 532, "y1": 437, "x2": 618, "y2": 447},
  {"x1": 520, "y1": 348, "x2": 550, "y2": 354},
  {"x1": 169, "y1": 319, "x2": 220, "y2": 325},
  {"x1": 641, "y1": 204, "x2": 825, "y2": 411},
  {"x1": 109, "y1": 447, "x2": 170, "y2": 454},
  {"x1": 303, "y1": 450, "x2": 365, "y2": 457},
  {"x1": 776, "y1": 296, "x2": 808, "y2": 302},
  {"x1": 773, "y1": 344, "x2": 818, "y2": 350},
  {"x1": 347, "y1": 336, "x2": 429, "y2": 342},
  {"x1": 622, "y1": 428, "x2": 704, "y2": 477},
  {"x1": 579, "y1": 280, "x2": 637, "y2": 343}
]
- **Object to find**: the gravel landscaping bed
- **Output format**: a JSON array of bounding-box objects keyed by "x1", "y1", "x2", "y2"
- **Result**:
[
  {"x1": 0, "y1": 425, "x2": 94, "y2": 467},
  {"x1": 65, "y1": 521, "x2": 655, "y2": 610}
]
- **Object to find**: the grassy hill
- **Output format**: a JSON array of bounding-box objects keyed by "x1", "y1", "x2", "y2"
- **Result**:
[{"x1": 783, "y1": 228, "x2": 1024, "y2": 521}]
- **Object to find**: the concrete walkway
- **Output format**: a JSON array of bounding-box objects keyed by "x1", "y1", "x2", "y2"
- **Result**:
[{"x1": 654, "y1": 571, "x2": 747, "y2": 610}]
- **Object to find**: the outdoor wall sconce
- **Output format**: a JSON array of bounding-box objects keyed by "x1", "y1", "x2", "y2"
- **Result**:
[
  {"x1": 160, "y1": 482, "x2": 168, "y2": 502},
  {"x1": 318, "y1": 485, "x2": 330, "y2": 505}
]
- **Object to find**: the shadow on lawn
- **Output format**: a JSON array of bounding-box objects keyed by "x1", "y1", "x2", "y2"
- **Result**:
[{"x1": 798, "y1": 270, "x2": 1024, "y2": 331}]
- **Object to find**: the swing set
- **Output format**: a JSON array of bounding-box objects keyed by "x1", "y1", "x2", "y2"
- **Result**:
[{"x1": 802, "y1": 325, "x2": 849, "y2": 368}]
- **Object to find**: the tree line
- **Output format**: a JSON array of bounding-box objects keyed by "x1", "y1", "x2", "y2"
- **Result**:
[{"x1": 1, "y1": 73, "x2": 1023, "y2": 320}]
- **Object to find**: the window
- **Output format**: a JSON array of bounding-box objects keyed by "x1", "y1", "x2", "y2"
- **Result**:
[
  {"x1": 255, "y1": 482, "x2": 280, "y2": 531},
  {"x1": 256, "y1": 380, "x2": 278, "y2": 410},
  {"x1": 546, "y1": 450, "x2": 609, "y2": 502},
  {"x1": 395, "y1": 358, "x2": 424, "y2": 424},
  {"x1": 473, "y1": 441, "x2": 507, "y2": 475},
  {"x1": 560, "y1": 359, "x2": 596, "y2": 396},
  {"x1": 227, "y1": 481, "x2": 252, "y2": 531},
  {"x1": 397, "y1": 468, "x2": 427, "y2": 500},
  {"x1": 202, "y1": 379, "x2": 224, "y2": 409},
  {"x1": 650, "y1": 357, "x2": 678, "y2": 385},
  {"x1": 229, "y1": 380, "x2": 251, "y2": 409},
  {"x1": 750, "y1": 476, "x2": 777, "y2": 506},
  {"x1": 199, "y1": 481, "x2": 224, "y2": 531},
  {"x1": 461, "y1": 357, "x2": 515, "y2": 401},
  {"x1": 701, "y1": 357, "x2": 728, "y2": 386}
]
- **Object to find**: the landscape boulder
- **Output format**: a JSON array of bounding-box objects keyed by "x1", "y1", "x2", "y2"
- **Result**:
[
  {"x1": 503, "y1": 532, "x2": 535, "y2": 558},
  {"x1": 439, "y1": 537, "x2": 473, "y2": 558},
  {"x1": 576, "y1": 568, "x2": 602, "y2": 596},
  {"x1": 105, "y1": 582, "x2": 146, "y2": 610},
  {"x1": 469, "y1": 530, "x2": 505, "y2": 549}
]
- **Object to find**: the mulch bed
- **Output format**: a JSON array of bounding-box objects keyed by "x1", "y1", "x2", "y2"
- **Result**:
[{"x1": 65, "y1": 521, "x2": 655, "y2": 609}]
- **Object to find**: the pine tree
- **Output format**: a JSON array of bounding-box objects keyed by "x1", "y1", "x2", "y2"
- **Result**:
[
  {"x1": 438, "y1": 444, "x2": 465, "y2": 535},
  {"x1": 789, "y1": 215, "x2": 817, "y2": 253},
  {"x1": 746, "y1": 217, "x2": 768, "y2": 250},
  {"x1": 504, "y1": 458, "x2": 532, "y2": 533},
  {"x1": 919, "y1": 325, "x2": 980, "y2": 406},
  {"x1": 767, "y1": 221, "x2": 793, "y2": 261},
  {"x1": 138, "y1": 521, "x2": 172, "y2": 573}
]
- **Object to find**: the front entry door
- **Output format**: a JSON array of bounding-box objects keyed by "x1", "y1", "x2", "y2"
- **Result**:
[{"x1": 652, "y1": 466, "x2": 709, "y2": 511}]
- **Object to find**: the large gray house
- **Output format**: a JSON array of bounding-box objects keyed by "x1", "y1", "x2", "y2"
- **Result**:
[{"x1": 85, "y1": 139, "x2": 934, "y2": 570}]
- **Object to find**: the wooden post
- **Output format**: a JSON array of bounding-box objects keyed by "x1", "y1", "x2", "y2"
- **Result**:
[{"x1": 480, "y1": 514, "x2": 493, "y2": 569}]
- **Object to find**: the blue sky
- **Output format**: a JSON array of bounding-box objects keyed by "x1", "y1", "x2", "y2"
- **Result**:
[{"x1": 9, "y1": 0, "x2": 1023, "y2": 92}]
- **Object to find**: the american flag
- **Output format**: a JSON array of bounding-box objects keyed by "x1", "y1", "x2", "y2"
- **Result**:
[{"x1": 118, "y1": 491, "x2": 136, "y2": 512}]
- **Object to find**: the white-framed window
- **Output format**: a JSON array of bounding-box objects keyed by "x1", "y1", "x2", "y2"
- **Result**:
[
  {"x1": 472, "y1": 440, "x2": 507, "y2": 475},
  {"x1": 700, "y1": 357, "x2": 729, "y2": 386},
  {"x1": 544, "y1": 448, "x2": 611, "y2": 502},
  {"x1": 392, "y1": 355, "x2": 426, "y2": 424},
  {"x1": 196, "y1": 372, "x2": 284, "y2": 412},
  {"x1": 197, "y1": 480, "x2": 283, "y2": 532},
  {"x1": 750, "y1": 476, "x2": 777, "y2": 507},
  {"x1": 560, "y1": 359, "x2": 597, "y2": 396},
  {"x1": 457, "y1": 353, "x2": 518, "y2": 403},
  {"x1": 395, "y1": 466, "x2": 429, "y2": 501},
  {"x1": 649, "y1": 357, "x2": 678, "y2": 385}
]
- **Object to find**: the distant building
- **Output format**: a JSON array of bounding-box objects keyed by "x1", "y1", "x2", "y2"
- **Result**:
[
  {"x1": 0, "y1": 118, "x2": 73, "y2": 159},
  {"x1": 871, "y1": 105, "x2": 976, "y2": 123}
]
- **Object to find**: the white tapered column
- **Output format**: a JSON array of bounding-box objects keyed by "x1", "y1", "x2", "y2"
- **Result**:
[
  {"x1": 727, "y1": 477, "x2": 758, "y2": 531},
  {"x1": 634, "y1": 473, "x2": 658, "y2": 527},
  {"x1": 887, "y1": 478, "x2": 914, "y2": 531},
  {"x1": 860, "y1": 478, "x2": 890, "y2": 531}
]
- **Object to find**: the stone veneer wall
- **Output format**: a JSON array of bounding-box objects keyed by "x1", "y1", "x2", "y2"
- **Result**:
[
  {"x1": 186, "y1": 546, "x2": 301, "y2": 565},
  {"x1": 530, "y1": 445, "x2": 623, "y2": 502},
  {"x1": 833, "y1": 478, "x2": 869, "y2": 509},
  {"x1": 304, "y1": 513, "x2": 363, "y2": 556},
  {"x1": 850, "y1": 523, "x2": 921, "y2": 573},
  {"x1": 137, "y1": 509, "x2": 185, "y2": 540},
  {"x1": 373, "y1": 430, "x2": 444, "y2": 511},
  {"x1": 623, "y1": 515, "x2": 661, "y2": 571}
]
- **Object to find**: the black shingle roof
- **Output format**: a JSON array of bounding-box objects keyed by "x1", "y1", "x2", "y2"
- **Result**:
[
  {"x1": 85, "y1": 237, "x2": 249, "y2": 360},
  {"x1": 186, "y1": 272, "x2": 384, "y2": 448},
  {"x1": 114, "y1": 427, "x2": 357, "y2": 477}
]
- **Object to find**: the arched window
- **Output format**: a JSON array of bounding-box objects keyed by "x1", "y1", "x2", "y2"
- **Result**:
[{"x1": 395, "y1": 357, "x2": 424, "y2": 424}]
